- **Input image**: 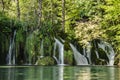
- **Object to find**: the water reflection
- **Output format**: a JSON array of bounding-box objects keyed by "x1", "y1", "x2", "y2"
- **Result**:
[
  {"x1": 7, "y1": 68, "x2": 15, "y2": 80},
  {"x1": 0, "y1": 66, "x2": 120, "y2": 80},
  {"x1": 108, "y1": 67, "x2": 114, "y2": 80},
  {"x1": 58, "y1": 66, "x2": 64, "y2": 80},
  {"x1": 74, "y1": 67, "x2": 91, "y2": 80}
]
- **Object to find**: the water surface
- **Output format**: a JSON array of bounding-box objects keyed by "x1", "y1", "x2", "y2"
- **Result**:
[{"x1": 0, "y1": 66, "x2": 120, "y2": 80}]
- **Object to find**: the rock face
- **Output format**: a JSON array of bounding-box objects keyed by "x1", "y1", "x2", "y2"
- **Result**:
[{"x1": 114, "y1": 58, "x2": 120, "y2": 67}]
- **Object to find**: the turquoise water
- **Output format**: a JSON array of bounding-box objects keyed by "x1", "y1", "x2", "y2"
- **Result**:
[{"x1": 0, "y1": 66, "x2": 120, "y2": 80}]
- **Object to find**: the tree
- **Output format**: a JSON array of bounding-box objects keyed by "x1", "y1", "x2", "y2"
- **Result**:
[
  {"x1": 62, "y1": 0, "x2": 65, "y2": 31},
  {"x1": 1, "y1": 0, "x2": 5, "y2": 12},
  {"x1": 16, "y1": 0, "x2": 20, "y2": 20},
  {"x1": 100, "y1": 0, "x2": 120, "y2": 51},
  {"x1": 38, "y1": 0, "x2": 42, "y2": 28}
]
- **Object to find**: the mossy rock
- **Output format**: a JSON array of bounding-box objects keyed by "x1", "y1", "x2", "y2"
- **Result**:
[
  {"x1": 36, "y1": 56, "x2": 56, "y2": 65},
  {"x1": 64, "y1": 50, "x2": 74, "y2": 65},
  {"x1": 95, "y1": 58, "x2": 107, "y2": 65},
  {"x1": 64, "y1": 41, "x2": 71, "y2": 50},
  {"x1": 98, "y1": 48, "x2": 109, "y2": 62}
]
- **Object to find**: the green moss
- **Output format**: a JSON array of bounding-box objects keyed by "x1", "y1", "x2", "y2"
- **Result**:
[
  {"x1": 64, "y1": 50, "x2": 73, "y2": 65},
  {"x1": 36, "y1": 56, "x2": 56, "y2": 65}
]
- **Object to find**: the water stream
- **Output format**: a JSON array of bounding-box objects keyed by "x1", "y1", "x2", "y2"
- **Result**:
[
  {"x1": 40, "y1": 39, "x2": 44, "y2": 58},
  {"x1": 70, "y1": 43, "x2": 88, "y2": 65},
  {"x1": 7, "y1": 30, "x2": 16, "y2": 65},
  {"x1": 98, "y1": 41, "x2": 115, "y2": 66},
  {"x1": 53, "y1": 38, "x2": 64, "y2": 65}
]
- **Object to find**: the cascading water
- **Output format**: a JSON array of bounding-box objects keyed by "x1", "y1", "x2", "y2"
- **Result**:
[
  {"x1": 86, "y1": 42, "x2": 92, "y2": 64},
  {"x1": 25, "y1": 33, "x2": 34, "y2": 65},
  {"x1": 70, "y1": 43, "x2": 88, "y2": 65},
  {"x1": 53, "y1": 38, "x2": 64, "y2": 65},
  {"x1": 83, "y1": 47, "x2": 86, "y2": 56},
  {"x1": 6, "y1": 32, "x2": 115, "y2": 66},
  {"x1": 40, "y1": 39, "x2": 44, "y2": 58},
  {"x1": 95, "y1": 50, "x2": 99, "y2": 59},
  {"x1": 98, "y1": 41, "x2": 115, "y2": 66},
  {"x1": 53, "y1": 41, "x2": 59, "y2": 64},
  {"x1": 7, "y1": 30, "x2": 16, "y2": 65},
  {"x1": 35, "y1": 39, "x2": 44, "y2": 65}
]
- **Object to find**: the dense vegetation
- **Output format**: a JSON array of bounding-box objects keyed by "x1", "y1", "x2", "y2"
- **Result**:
[{"x1": 0, "y1": 0, "x2": 120, "y2": 65}]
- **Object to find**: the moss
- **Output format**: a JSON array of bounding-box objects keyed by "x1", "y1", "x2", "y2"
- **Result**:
[
  {"x1": 64, "y1": 50, "x2": 73, "y2": 65},
  {"x1": 36, "y1": 56, "x2": 56, "y2": 65},
  {"x1": 95, "y1": 58, "x2": 107, "y2": 65}
]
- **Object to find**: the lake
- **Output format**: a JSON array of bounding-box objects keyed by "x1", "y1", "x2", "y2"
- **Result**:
[{"x1": 0, "y1": 66, "x2": 120, "y2": 80}]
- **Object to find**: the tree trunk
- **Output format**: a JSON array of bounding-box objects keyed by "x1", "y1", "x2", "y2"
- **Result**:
[
  {"x1": 38, "y1": 0, "x2": 42, "y2": 28},
  {"x1": 51, "y1": 0, "x2": 53, "y2": 26},
  {"x1": 62, "y1": 0, "x2": 65, "y2": 31},
  {"x1": 16, "y1": 0, "x2": 20, "y2": 20},
  {"x1": 1, "y1": 0, "x2": 4, "y2": 12}
]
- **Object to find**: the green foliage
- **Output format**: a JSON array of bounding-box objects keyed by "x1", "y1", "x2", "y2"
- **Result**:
[
  {"x1": 100, "y1": 0, "x2": 120, "y2": 52},
  {"x1": 64, "y1": 50, "x2": 73, "y2": 65},
  {"x1": 43, "y1": 37, "x2": 54, "y2": 56},
  {"x1": 0, "y1": 13, "x2": 12, "y2": 32},
  {"x1": 74, "y1": 21, "x2": 103, "y2": 45},
  {"x1": 25, "y1": 30, "x2": 40, "y2": 63},
  {"x1": 36, "y1": 56, "x2": 56, "y2": 65}
]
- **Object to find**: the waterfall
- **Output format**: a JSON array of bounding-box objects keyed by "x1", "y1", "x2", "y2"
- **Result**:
[
  {"x1": 86, "y1": 43, "x2": 92, "y2": 64},
  {"x1": 95, "y1": 50, "x2": 99, "y2": 58},
  {"x1": 53, "y1": 38, "x2": 64, "y2": 65},
  {"x1": 98, "y1": 41, "x2": 115, "y2": 66},
  {"x1": 70, "y1": 43, "x2": 88, "y2": 65},
  {"x1": 40, "y1": 39, "x2": 44, "y2": 58},
  {"x1": 28, "y1": 34, "x2": 33, "y2": 65},
  {"x1": 7, "y1": 30, "x2": 16, "y2": 65},
  {"x1": 83, "y1": 47, "x2": 86, "y2": 56},
  {"x1": 35, "y1": 40, "x2": 44, "y2": 65}
]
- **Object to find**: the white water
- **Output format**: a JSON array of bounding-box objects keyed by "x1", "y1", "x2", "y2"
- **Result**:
[
  {"x1": 83, "y1": 47, "x2": 86, "y2": 56},
  {"x1": 86, "y1": 43, "x2": 92, "y2": 64},
  {"x1": 7, "y1": 30, "x2": 16, "y2": 65},
  {"x1": 98, "y1": 41, "x2": 115, "y2": 66},
  {"x1": 53, "y1": 38, "x2": 64, "y2": 65},
  {"x1": 28, "y1": 34, "x2": 33, "y2": 65},
  {"x1": 58, "y1": 66, "x2": 64, "y2": 80},
  {"x1": 35, "y1": 40, "x2": 44, "y2": 65},
  {"x1": 95, "y1": 50, "x2": 99, "y2": 58},
  {"x1": 70, "y1": 43, "x2": 88, "y2": 65}
]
